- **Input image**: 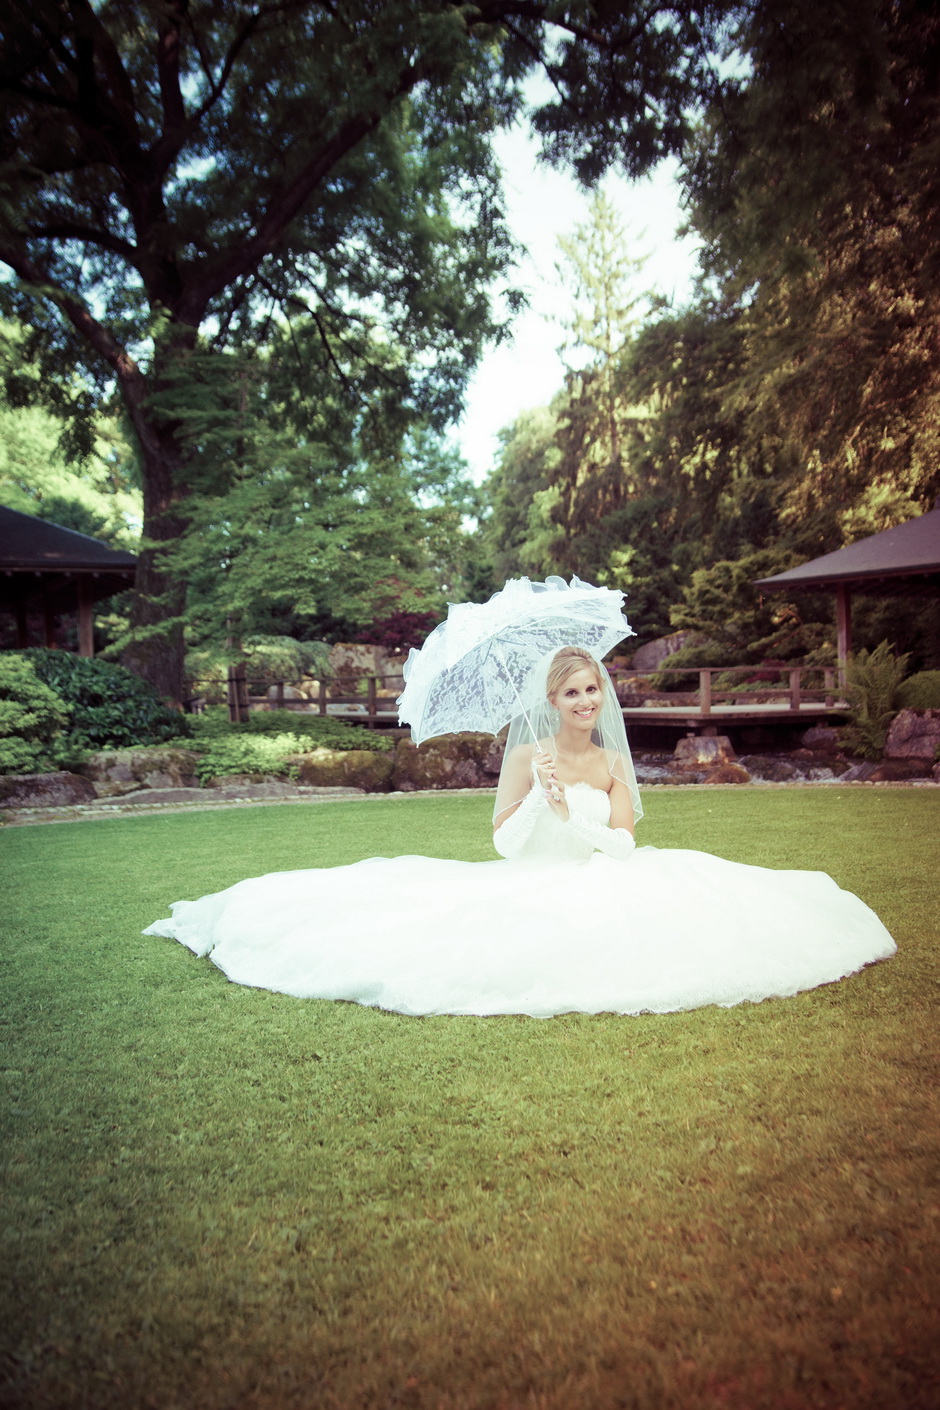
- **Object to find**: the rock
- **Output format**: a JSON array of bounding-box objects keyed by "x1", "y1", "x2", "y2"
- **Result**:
[
  {"x1": 884, "y1": 708, "x2": 940, "y2": 760},
  {"x1": 293, "y1": 748, "x2": 394, "y2": 791},
  {"x1": 93, "y1": 779, "x2": 148, "y2": 799},
  {"x1": 391, "y1": 734, "x2": 504, "y2": 791},
  {"x1": 0, "y1": 771, "x2": 97, "y2": 808},
  {"x1": 95, "y1": 787, "x2": 215, "y2": 807},
  {"x1": 631, "y1": 630, "x2": 702, "y2": 673},
  {"x1": 801, "y1": 725, "x2": 842, "y2": 754},
  {"x1": 840, "y1": 761, "x2": 879, "y2": 783},
  {"x1": 739, "y1": 755, "x2": 799, "y2": 782},
  {"x1": 868, "y1": 759, "x2": 935, "y2": 782},
  {"x1": 702, "y1": 763, "x2": 751, "y2": 785},
  {"x1": 673, "y1": 734, "x2": 737, "y2": 770},
  {"x1": 79, "y1": 747, "x2": 201, "y2": 790}
]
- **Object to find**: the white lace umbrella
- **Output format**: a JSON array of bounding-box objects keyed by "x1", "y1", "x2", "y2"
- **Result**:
[{"x1": 397, "y1": 575, "x2": 634, "y2": 745}]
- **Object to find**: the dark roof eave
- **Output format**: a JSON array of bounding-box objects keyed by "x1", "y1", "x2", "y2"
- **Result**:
[{"x1": 755, "y1": 565, "x2": 940, "y2": 590}]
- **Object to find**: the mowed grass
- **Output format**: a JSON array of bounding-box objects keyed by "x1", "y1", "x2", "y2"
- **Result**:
[{"x1": 1, "y1": 788, "x2": 938, "y2": 1410}]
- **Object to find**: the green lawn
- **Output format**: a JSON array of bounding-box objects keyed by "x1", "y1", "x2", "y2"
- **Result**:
[{"x1": 2, "y1": 789, "x2": 938, "y2": 1410}]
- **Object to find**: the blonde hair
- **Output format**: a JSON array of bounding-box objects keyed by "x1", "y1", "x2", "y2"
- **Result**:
[{"x1": 546, "y1": 646, "x2": 605, "y2": 702}]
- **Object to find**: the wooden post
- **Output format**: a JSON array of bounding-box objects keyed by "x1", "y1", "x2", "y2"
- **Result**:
[
  {"x1": 789, "y1": 667, "x2": 802, "y2": 713},
  {"x1": 699, "y1": 669, "x2": 712, "y2": 716},
  {"x1": 77, "y1": 577, "x2": 94, "y2": 657},
  {"x1": 835, "y1": 583, "x2": 852, "y2": 684},
  {"x1": 367, "y1": 674, "x2": 377, "y2": 721},
  {"x1": 42, "y1": 595, "x2": 56, "y2": 648},
  {"x1": 824, "y1": 668, "x2": 835, "y2": 707},
  {"x1": 318, "y1": 678, "x2": 328, "y2": 716},
  {"x1": 276, "y1": 680, "x2": 285, "y2": 709}
]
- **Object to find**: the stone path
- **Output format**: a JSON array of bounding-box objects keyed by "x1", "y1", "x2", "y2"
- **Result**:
[
  {"x1": 3, "y1": 775, "x2": 935, "y2": 828},
  {"x1": 1, "y1": 780, "x2": 493, "y2": 827}
]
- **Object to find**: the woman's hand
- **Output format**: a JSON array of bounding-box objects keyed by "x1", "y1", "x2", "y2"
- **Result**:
[{"x1": 533, "y1": 751, "x2": 569, "y2": 820}]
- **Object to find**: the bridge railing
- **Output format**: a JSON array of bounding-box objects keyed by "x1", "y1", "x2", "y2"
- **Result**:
[
  {"x1": 608, "y1": 664, "x2": 842, "y2": 716},
  {"x1": 189, "y1": 664, "x2": 844, "y2": 725}
]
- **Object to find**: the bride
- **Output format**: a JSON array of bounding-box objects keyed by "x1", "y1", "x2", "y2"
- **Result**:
[{"x1": 144, "y1": 644, "x2": 895, "y2": 1017}]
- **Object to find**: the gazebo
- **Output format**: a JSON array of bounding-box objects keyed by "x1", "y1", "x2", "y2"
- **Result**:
[
  {"x1": 0, "y1": 505, "x2": 137, "y2": 657},
  {"x1": 754, "y1": 506, "x2": 940, "y2": 664}
]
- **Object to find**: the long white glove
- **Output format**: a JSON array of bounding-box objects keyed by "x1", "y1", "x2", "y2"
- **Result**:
[
  {"x1": 566, "y1": 806, "x2": 636, "y2": 861},
  {"x1": 492, "y1": 784, "x2": 548, "y2": 858}
]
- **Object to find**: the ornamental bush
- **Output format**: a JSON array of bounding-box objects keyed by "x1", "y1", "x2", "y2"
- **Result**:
[
  {"x1": 186, "y1": 706, "x2": 393, "y2": 752},
  {"x1": 194, "y1": 733, "x2": 305, "y2": 784},
  {"x1": 0, "y1": 656, "x2": 69, "y2": 774},
  {"x1": 896, "y1": 671, "x2": 940, "y2": 711},
  {"x1": 23, "y1": 649, "x2": 186, "y2": 749}
]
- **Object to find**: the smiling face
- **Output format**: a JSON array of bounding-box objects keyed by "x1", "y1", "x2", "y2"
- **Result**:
[{"x1": 550, "y1": 664, "x2": 604, "y2": 731}]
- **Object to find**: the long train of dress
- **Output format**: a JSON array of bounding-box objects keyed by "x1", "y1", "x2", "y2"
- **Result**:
[{"x1": 143, "y1": 784, "x2": 896, "y2": 1017}]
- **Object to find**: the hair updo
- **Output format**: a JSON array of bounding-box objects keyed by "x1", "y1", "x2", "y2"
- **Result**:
[{"x1": 545, "y1": 646, "x2": 605, "y2": 702}]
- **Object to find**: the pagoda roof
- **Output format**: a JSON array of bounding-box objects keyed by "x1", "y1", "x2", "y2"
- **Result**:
[{"x1": 754, "y1": 508, "x2": 940, "y2": 591}]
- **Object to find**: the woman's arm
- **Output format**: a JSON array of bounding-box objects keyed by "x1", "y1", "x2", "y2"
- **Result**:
[{"x1": 566, "y1": 776, "x2": 636, "y2": 861}]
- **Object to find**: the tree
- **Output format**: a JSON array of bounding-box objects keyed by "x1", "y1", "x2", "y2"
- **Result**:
[
  {"x1": 0, "y1": 0, "x2": 730, "y2": 701},
  {"x1": 681, "y1": 0, "x2": 940, "y2": 546},
  {"x1": 0, "y1": 321, "x2": 142, "y2": 548}
]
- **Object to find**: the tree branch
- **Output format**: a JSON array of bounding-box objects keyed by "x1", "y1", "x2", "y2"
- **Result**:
[
  {"x1": 0, "y1": 240, "x2": 155, "y2": 448},
  {"x1": 27, "y1": 219, "x2": 138, "y2": 264}
]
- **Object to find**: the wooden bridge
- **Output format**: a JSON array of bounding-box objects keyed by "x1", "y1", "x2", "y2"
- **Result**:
[{"x1": 206, "y1": 663, "x2": 848, "y2": 736}]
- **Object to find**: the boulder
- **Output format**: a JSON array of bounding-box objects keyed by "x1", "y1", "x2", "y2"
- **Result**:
[
  {"x1": 293, "y1": 748, "x2": 394, "y2": 791},
  {"x1": 868, "y1": 759, "x2": 935, "y2": 782},
  {"x1": 79, "y1": 747, "x2": 201, "y2": 790},
  {"x1": 0, "y1": 771, "x2": 97, "y2": 808},
  {"x1": 884, "y1": 708, "x2": 940, "y2": 760},
  {"x1": 673, "y1": 734, "x2": 737, "y2": 770},
  {"x1": 840, "y1": 761, "x2": 879, "y2": 783},
  {"x1": 739, "y1": 755, "x2": 799, "y2": 782},
  {"x1": 800, "y1": 725, "x2": 842, "y2": 754},
  {"x1": 702, "y1": 763, "x2": 751, "y2": 785},
  {"x1": 631, "y1": 630, "x2": 703, "y2": 673},
  {"x1": 391, "y1": 733, "x2": 504, "y2": 791}
]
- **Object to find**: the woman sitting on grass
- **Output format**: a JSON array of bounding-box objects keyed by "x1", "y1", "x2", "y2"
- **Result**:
[{"x1": 145, "y1": 646, "x2": 895, "y2": 1017}]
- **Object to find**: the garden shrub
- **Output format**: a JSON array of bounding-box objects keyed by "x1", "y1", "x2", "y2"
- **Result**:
[
  {"x1": 839, "y1": 641, "x2": 910, "y2": 760},
  {"x1": 194, "y1": 733, "x2": 306, "y2": 784},
  {"x1": 0, "y1": 655, "x2": 69, "y2": 774},
  {"x1": 185, "y1": 706, "x2": 393, "y2": 752},
  {"x1": 23, "y1": 648, "x2": 186, "y2": 749},
  {"x1": 896, "y1": 670, "x2": 940, "y2": 711}
]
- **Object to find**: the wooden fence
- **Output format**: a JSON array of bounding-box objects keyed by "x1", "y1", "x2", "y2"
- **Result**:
[{"x1": 191, "y1": 663, "x2": 845, "y2": 728}]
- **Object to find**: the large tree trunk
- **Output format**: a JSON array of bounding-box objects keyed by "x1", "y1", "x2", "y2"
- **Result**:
[{"x1": 121, "y1": 418, "x2": 189, "y2": 706}]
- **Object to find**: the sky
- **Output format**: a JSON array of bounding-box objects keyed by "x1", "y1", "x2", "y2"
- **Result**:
[{"x1": 456, "y1": 123, "x2": 703, "y2": 484}]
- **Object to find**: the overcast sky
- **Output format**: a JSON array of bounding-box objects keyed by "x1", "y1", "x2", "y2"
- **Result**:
[{"x1": 456, "y1": 123, "x2": 703, "y2": 484}]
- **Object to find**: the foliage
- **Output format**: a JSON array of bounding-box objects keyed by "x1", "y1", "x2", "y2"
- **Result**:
[
  {"x1": 682, "y1": 0, "x2": 940, "y2": 544},
  {"x1": 0, "y1": 654, "x2": 68, "y2": 773},
  {"x1": 354, "y1": 610, "x2": 440, "y2": 650},
  {"x1": 839, "y1": 641, "x2": 910, "y2": 760},
  {"x1": 22, "y1": 649, "x2": 185, "y2": 751},
  {"x1": 0, "y1": 2, "x2": 728, "y2": 702},
  {"x1": 185, "y1": 706, "x2": 393, "y2": 754},
  {"x1": 189, "y1": 706, "x2": 392, "y2": 781},
  {"x1": 192, "y1": 734, "x2": 305, "y2": 784},
  {"x1": 2, "y1": 790, "x2": 939, "y2": 1409},
  {"x1": 186, "y1": 637, "x2": 331, "y2": 694},
  {"x1": 0, "y1": 322, "x2": 141, "y2": 550},
  {"x1": 895, "y1": 670, "x2": 940, "y2": 711}
]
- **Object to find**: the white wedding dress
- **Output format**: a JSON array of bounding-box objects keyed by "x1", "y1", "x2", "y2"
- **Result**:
[{"x1": 144, "y1": 784, "x2": 896, "y2": 1017}]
